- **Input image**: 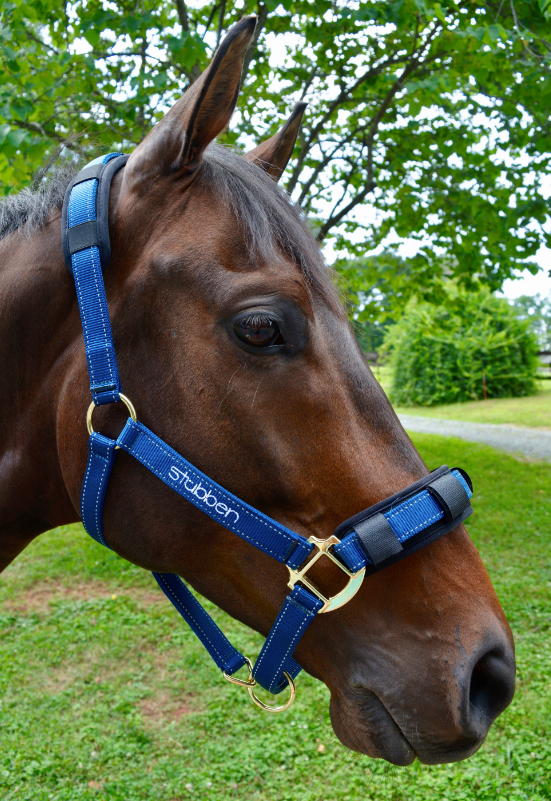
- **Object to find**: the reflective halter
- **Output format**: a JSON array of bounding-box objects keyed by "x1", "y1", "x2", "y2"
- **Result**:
[{"x1": 62, "y1": 154, "x2": 474, "y2": 712}]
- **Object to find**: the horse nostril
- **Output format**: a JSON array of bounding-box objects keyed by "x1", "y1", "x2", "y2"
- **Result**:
[{"x1": 469, "y1": 648, "x2": 515, "y2": 727}]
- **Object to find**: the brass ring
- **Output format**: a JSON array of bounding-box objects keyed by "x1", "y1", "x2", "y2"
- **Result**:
[
  {"x1": 86, "y1": 393, "x2": 137, "y2": 446},
  {"x1": 247, "y1": 671, "x2": 296, "y2": 713},
  {"x1": 223, "y1": 657, "x2": 257, "y2": 688}
]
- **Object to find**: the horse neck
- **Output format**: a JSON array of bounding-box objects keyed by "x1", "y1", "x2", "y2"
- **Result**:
[{"x1": 0, "y1": 209, "x2": 80, "y2": 566}]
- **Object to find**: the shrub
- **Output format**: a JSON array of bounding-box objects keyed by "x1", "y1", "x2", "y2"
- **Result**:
[{"x1": 383, "y1": 288, "x2": 539, "y2": 407}]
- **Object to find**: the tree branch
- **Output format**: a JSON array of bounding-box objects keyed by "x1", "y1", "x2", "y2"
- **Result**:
[
  {"x1": 299, "y1": 65, "x2": 318, "y2": 100},
  {"x1": 216, "y1": 0, "x2": 226, "y2": 48},
  {"x1": 291, "y1": 21, "x2": 446, "y2": 233},
  {"x1": 316, "y1": 178, "x2": 376, "y2": 242},
  {"x1": 174, "y1": 0, "x2": 203, "y2": 82},
  {"x1": 312, "y1": 42, "x2": 443, "y2": 241},
  {"x1": 175, "y1": 0, "x2": 190, "y2": 32},
  {"x1": 286, "y1": 50, "x2": 418, "y2": 194},
  {"x1": 240, "y1": 2, "x2": 268, "y2": 86},
  {"x1": 26, "y1": 31, "x2": 60, "y2": 55},
  {"x1": 295, "y1": 125, "x2": 370, "y2": 204},
  {"x1": 11, "y1": 119, "x2": 89, "y2": 158}
]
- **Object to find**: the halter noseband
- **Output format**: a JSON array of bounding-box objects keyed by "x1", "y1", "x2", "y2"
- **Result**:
[{"x1": 62, "y1": 154, "x2": 473, "y2": 712}]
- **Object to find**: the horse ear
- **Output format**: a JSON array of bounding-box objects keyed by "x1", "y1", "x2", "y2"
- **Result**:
[
  {"x1": 126, "y1": 16, "x2": 256, "y2": 182},
  {"x1": 244, "y1": 103, "x2": 306, "y2": 183}
]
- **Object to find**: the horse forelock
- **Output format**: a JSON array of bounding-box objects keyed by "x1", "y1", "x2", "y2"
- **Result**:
[{"x1": 198, "y1": 145, "x2": 344, "y2": 316}]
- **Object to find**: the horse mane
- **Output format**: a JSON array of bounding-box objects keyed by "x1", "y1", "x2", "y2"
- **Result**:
[
  {"x1": 0, "y1": 145, "x2": 343, "y2": 313},
  {"x1": 0, "y1": 159, "x2": 83, "y2": 242}
]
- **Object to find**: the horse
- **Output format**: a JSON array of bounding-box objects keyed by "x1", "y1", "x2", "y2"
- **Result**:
[{"x1": 0, "y1": 16, "x2": 514, "y2": 766}]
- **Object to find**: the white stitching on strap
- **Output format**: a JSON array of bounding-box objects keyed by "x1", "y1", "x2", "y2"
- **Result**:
[
  {"x1": 89, "y1": 245, "x2": 116, "y2": 383},
  {"x1": 81, "y1": 443, "x2": 109, "y2": 548},
  {"x1": 73, "y1": 257, "x2": 96, "y2": 383},
  {"x1": 268, "y1": 603, "x2": 315, "y2": 692},
  {"x1": 156, "y1": 575, "x2": 226, "y2": 663},
  {"x1": 386, "y1": 492, "x2": 444, "y2": 537},
  {"x1": 254, "y1": 594, "x2": 317, "y2": 692},
  {"x1": 126, "y1": 425, "x2": 306, "y2": 559},
  {"x1": 94, "y1": 456, "x2": 109, "y2": 546}
]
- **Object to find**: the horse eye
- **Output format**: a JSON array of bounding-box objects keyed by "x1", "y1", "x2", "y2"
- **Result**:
[{"x1": 234, "y1": 316, "x2": 284, "y2": 348}]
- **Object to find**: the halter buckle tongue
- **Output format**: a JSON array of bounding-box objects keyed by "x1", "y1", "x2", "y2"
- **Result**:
[{"x1": 287, "y1": 535, "x2": 365, "y2": 613}]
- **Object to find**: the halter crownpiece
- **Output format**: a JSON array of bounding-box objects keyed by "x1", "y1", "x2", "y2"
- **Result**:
[{"x1": 62, "y1": 154, "x2": 474, "y2": 711}]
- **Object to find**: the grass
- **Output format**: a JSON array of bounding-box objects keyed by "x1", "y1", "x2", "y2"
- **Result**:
[
  {"x1": 0, "y1": 435, "x2": 550, "y2": 800},
  {"x1": 372, "y1": 365, "x2": 551, "y2": 429}
]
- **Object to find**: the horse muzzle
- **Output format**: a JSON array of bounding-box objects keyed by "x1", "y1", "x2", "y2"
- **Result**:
[{"x1": 328, "y1": 620, "x2": 516, "y2": 766}]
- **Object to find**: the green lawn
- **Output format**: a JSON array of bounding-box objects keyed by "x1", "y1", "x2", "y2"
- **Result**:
[
  {"x1": 1, "y1": 435, "x2": 550, "y2": 800},
  {"x1": 372, "y1": 365, "x2": 551, "y2": 429}
]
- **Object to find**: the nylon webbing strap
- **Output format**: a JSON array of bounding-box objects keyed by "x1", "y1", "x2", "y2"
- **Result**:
[
  {"x1": 116, "y1": 418, "x2": 314, "y2": 570},
  {"x1": 152, "y1": 572, "x2": 247, "y2": 675},
  {"x1": 252, "y1": 585, "x2": 323, "y2": 692},
  {"x1": 62, "y1": 153, "x2": 128, "y2": 405},
  {"x1": 332, "y1": 466, "x2": 473, "y2": 575},
  {"x1": 81, "y1": 432, "x2": 117, "y2": 549}
]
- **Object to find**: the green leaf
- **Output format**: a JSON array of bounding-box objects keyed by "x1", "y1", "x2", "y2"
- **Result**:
[{"x1": 6, "y1": 127, "x2": 27, "y2": 147}]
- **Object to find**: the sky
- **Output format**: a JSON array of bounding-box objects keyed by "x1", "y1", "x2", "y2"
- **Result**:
[
  {"x1": 501, "y1": 251, "x2": 551, "y2": 300},
  {"x1": 322, "y1": 232, "x2": 551, "y2": 301},
  {"x1": 389, "y1": 240, "x2": 551, "y2": 301}
]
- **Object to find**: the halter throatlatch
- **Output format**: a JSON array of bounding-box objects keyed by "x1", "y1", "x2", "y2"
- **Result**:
[{"x1": 63, "y1": 155, "x2": 474, "y2": 712}]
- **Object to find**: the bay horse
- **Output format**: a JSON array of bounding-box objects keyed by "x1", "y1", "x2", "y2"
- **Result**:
[{"x1": 0, "y1": 16, "x2": 514, "y2": 765}]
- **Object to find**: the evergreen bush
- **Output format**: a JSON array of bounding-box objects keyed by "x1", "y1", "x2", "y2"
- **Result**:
[{"x1": 383, "y1": 289, "x2": 539, "y2": 407}]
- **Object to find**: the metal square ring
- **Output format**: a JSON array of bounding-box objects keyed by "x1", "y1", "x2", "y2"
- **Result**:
[{"x1": 287, "y1": 535, "x2": 365, "y2": 613}]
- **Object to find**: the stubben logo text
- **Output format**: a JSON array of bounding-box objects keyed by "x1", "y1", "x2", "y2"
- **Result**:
[{"x1": 168, "y1": 465, "x2": 239, "y2": 523}]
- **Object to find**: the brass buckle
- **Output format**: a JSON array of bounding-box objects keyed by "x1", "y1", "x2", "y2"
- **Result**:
[
  {"x1": 287, "y1": 535, "x2": 365, "y2": 613},
  {"x1": 86, "y1": 393, "x2": 137, "y2": 449},
  {"x1": 223, "y1": 657, "x2": 296, "y2": 713}
]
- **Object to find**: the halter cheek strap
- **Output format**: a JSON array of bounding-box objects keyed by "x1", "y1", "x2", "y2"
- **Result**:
[{"x1": 63, "y1": 154, "x2": 474, "y2": 710}]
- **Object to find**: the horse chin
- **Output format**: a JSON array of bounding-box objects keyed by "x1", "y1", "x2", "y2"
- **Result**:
[{"x1": 329, "y1": 688, "x2": 416, "y2": 766}]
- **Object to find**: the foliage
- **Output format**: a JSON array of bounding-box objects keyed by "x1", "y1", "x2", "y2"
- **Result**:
[
  {"x1": 336, "y1": 250, "x2": 454, "y2": 352},
  {"x1": 0, "y1": 1, "x2": 550, "y2": 292},
  {"x1": 384, "y1": 287, "x2": 540, "y2": 406},
  {"x1": 513, "y1": 293, "x2": 551, "y2": 349},
  {"x1": 350, "y1": 319, "x2": 387, "y2": 353},
  {"x1": 0, "y1": 436, "x2": 550, "y2": 800},
  {"x1": 338, "y1": 252, "x2": 414, "y2": 319},
  {"x1": 336, "y1": 251, "x2": 416, "y2": 351}
]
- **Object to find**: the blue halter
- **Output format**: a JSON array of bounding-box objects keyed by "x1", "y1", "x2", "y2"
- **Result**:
[{"x1": 62, "y1": 153, "x2": 474, "y2": 711}]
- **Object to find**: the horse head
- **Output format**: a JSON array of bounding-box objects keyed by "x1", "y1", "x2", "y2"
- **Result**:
[{"x1": 1, "y1": 16, "x2": 514, "y2": 766}]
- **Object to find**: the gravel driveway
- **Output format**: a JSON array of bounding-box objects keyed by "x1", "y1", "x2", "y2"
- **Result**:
[{"x1": 398, "y1": 415, "x2": 551, "y2": 462}]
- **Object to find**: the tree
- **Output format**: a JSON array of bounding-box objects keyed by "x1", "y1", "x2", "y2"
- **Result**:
[
  {"x1": 1, "y1": 0, "x2": 550, "y2": 292},
  {"x1": 384, "y1": 287, "x2": 540, "y2": 406},
  {"x1": 512, "y1": 293, "x2": 551, "y2": 349},
  {"x1": 336, "y1": 251, "x2": 415, "y2": 351}
]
